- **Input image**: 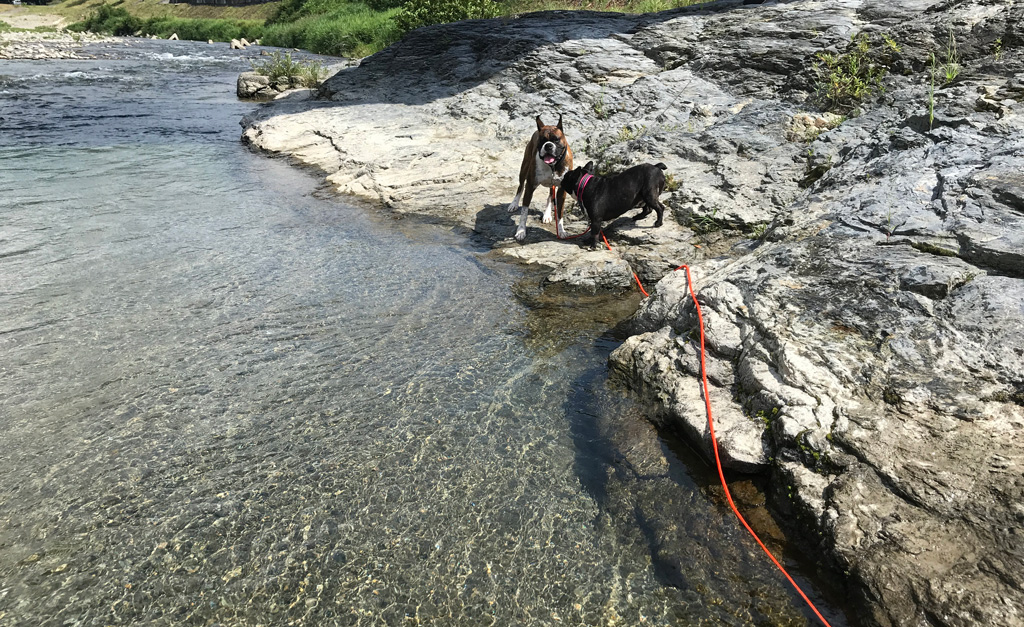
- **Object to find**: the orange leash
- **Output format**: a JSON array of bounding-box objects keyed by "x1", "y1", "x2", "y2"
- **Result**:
[
  {"x1": 600, "y1": 231, "x2": 648, "y2": 297},
  {"x1": 601, "y1": 232, "x2": 834, "y2": 627},
  {"x1": 679, "y1": 263, "x2": 834, "y2": 627}
]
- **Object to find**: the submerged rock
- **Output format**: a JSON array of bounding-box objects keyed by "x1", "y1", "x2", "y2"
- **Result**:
[{"x1": 240, "y1": 0, "x2": 1024, "y2": 623}]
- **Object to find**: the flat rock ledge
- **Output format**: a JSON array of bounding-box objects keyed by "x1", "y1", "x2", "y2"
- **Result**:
[{"x1": 240, "y1": 0, "x2": 1024, "y2": 624}]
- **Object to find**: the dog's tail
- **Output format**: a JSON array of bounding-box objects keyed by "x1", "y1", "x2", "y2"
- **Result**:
[{"x1": 655, "y1": 163, "x2": 667, "y2": 170}]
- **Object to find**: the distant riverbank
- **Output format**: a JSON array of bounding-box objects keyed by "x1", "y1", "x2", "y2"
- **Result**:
[
  {"x1": 9, "y1": 0, "x2": 708, "y2": 58},
  {"x1": 0, "y1": 22, "x2": 114, "y2": 59}
]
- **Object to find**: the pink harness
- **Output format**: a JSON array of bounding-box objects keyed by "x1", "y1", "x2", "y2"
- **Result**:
[{"x1": 574, "y1": 173, "x2": 594, "y2": 212}]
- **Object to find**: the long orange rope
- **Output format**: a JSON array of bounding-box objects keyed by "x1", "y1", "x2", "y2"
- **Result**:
[
  {"x1": 599, "y1": 231, "x2": 834, "y2": 627},
  {"x1": 600, "y1": 232, "x2": 648, "y2": 297},
  {"x1": 679, "y1": 263, "x2": 834, "y2": 627}
]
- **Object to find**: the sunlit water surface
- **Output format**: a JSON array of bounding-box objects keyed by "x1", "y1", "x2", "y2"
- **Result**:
[{"x1": 0, "y1": 40, "x2": 846, "y2": 626}]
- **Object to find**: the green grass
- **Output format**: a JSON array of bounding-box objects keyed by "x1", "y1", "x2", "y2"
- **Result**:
[
  {"x1": 60, "y1": 0, "x2": 707, "y2": 58},
  {"x1": 261, "y1": 5, "x2": 402, "y2": 57},
  {"x1": 249, "y1": 50, "x2": 328, "y2": 86},
  {"x1": 941, "y1": 28, "x2": 960, "y2": 84}
]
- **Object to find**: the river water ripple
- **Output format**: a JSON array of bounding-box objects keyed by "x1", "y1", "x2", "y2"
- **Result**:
[{"x1": 0, "y1": 40, "x2": 844, "y2": 626}]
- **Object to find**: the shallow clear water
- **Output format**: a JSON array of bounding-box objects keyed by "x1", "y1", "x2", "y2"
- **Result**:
[{"x1": 0, "y1": 40, "x2": 845, "y2": 626}]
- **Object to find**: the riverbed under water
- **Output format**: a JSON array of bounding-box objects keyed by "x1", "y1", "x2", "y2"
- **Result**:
[{"x1": 0, "y1": 40, "x2": 846, "y2": 626}]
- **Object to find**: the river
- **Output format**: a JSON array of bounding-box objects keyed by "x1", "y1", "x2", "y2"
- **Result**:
[{"x1": 0, "y1": 39, "x2": 845, "y2": 626}]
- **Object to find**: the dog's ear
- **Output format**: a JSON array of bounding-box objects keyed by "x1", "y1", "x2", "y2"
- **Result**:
[
  {"x1": 584, "y1": 161, "x2": 595, "y2": 173},
  {"x1": 535, "y1": 115, "x2": 544, "y2": 131},
  {"x1": 557, "y1": 114, "x2": 563, "y2": 131}
]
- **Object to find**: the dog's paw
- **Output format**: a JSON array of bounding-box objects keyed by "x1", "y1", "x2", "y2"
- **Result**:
[
  {"x1": 556, "y1": 224, "x2": 567, "y2": 239},
  {"x1": 654, "y1": 219, "x2": 663, "y2": 227},
  {"x1": 514, "y1": 227, "x2": 527, "y2": 242},
  {"x1": 507, "y1": 202, "x2": 520, "y2": 214},
  {"x1": 541, "y1": 210, "x2": 553, "y2": 224}
]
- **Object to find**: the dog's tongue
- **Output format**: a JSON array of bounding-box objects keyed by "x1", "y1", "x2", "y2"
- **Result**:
[{"x1": 543, "y1": 156, "x2": 556, "y2": 165}]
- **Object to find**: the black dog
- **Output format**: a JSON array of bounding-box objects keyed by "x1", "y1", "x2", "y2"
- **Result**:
[{"x1": 559, "y1": 161, "x2": 668, "y2": 246}]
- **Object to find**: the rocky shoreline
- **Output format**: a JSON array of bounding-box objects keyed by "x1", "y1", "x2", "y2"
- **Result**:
[
  {"x1": 0, "y1": 28, "x2": 116, "y2": 60},
  {"x1": 239, "y1": 0, "x2": 1023, "y2": 624}
]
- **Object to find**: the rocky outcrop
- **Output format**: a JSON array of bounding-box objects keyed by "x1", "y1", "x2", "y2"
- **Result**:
[
  {"x1": 240, "y1": 0, "x2": 1024, "y2": 624},
  {"x1": 237, "y1": 60, "x2": 356, "y2": 100}
]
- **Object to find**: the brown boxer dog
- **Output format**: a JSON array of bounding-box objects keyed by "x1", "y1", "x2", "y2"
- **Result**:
[{"x1": 507, "y1": 115, "x2": 573, "y2": 242}]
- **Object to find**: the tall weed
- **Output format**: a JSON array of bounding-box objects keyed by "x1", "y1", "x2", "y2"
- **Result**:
[{"x1": 261, "y1": 8, "x2": 402, "y2": 57}]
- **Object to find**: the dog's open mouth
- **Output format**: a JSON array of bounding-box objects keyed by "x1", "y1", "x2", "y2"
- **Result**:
[{"x1": 542, "y1": 155, "x2": 556, "y2": 165}]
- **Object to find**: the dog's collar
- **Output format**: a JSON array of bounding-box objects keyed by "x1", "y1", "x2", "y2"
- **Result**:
[{"x1": 551, "y1": 145, "x2": 568, "y2": 167}]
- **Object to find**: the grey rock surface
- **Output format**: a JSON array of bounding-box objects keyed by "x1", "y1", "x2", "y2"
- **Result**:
[{"x1": 241, "y1": 0, "x2": 1024, "y2": 624}]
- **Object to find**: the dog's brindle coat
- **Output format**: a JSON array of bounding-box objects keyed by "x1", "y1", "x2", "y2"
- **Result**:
[
  {"x1": 507, "y1": 115, "x2": 574, "y2": 242},
  {"x1": 559, "y1": 161, "x2": 668, "y2": 247}
]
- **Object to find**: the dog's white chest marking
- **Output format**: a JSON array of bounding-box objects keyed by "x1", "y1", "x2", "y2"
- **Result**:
[{"x1": 533, "y1": 154, "x2": 558, "y2": 188}]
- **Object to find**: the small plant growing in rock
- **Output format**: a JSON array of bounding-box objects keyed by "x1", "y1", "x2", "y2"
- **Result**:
[
  {"x1": 250, "y1": 52, "x2": 325, "y2": 88},
  {"x1": 664, "y1": 173, "x2": 680, "y2": 192},
  {"x1": 299, "y1": 60, "x2": 327, "y2": 88},
  {"x1": 941, "y1": 29, "x2": 961, "y2": 84},
  {"x1": 993, "y1": 38, "x2": 1003, "y2": 61},
  {"x1": 593, "y1": 88, "x2": 610, "y2": 120},
  {"x1": 812, "y1": 33, "x2": 886, "y2": 113},
  {"x1": 750, "y1": 222, "x2": 769, "y2": 241},
  {"x1": 617, "y1": 125, "x2": 648, "y2": 141},
  {"x1": 882, "y1": 33, "x2": 901, "y2": 54},
  {"x1": 754, "y1": 407, "x2": 779, "y2": 429},
  {"x1": 691, "y1": 208, "x2": 721, "y2": 234},
  {"x1": 250, "y1": 51, "x2": 302, "y2": 83}
]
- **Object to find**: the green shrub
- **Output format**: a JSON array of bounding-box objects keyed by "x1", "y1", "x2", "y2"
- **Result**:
[
  {"x1": 249, "y1": 50, "x2": 326, "y2": 87},
  {"x1": 71, "y1": 4, "x2": 144, "y2": 36},
  {"x1": 250, "y1": 50, "x2": 305, "y2": 81},
  {"x1": 70, "y1": 5, "x2": 263, "y2": 42},
  {"x1": 395, "y1": 0, "x2": 499, "y2": 33},
  {"x1": 261, "y1": 7, "x2": 402, "y2": 57},
  {"x1": 812, "y1": 33, "x2": 886, "y2": 113}
]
